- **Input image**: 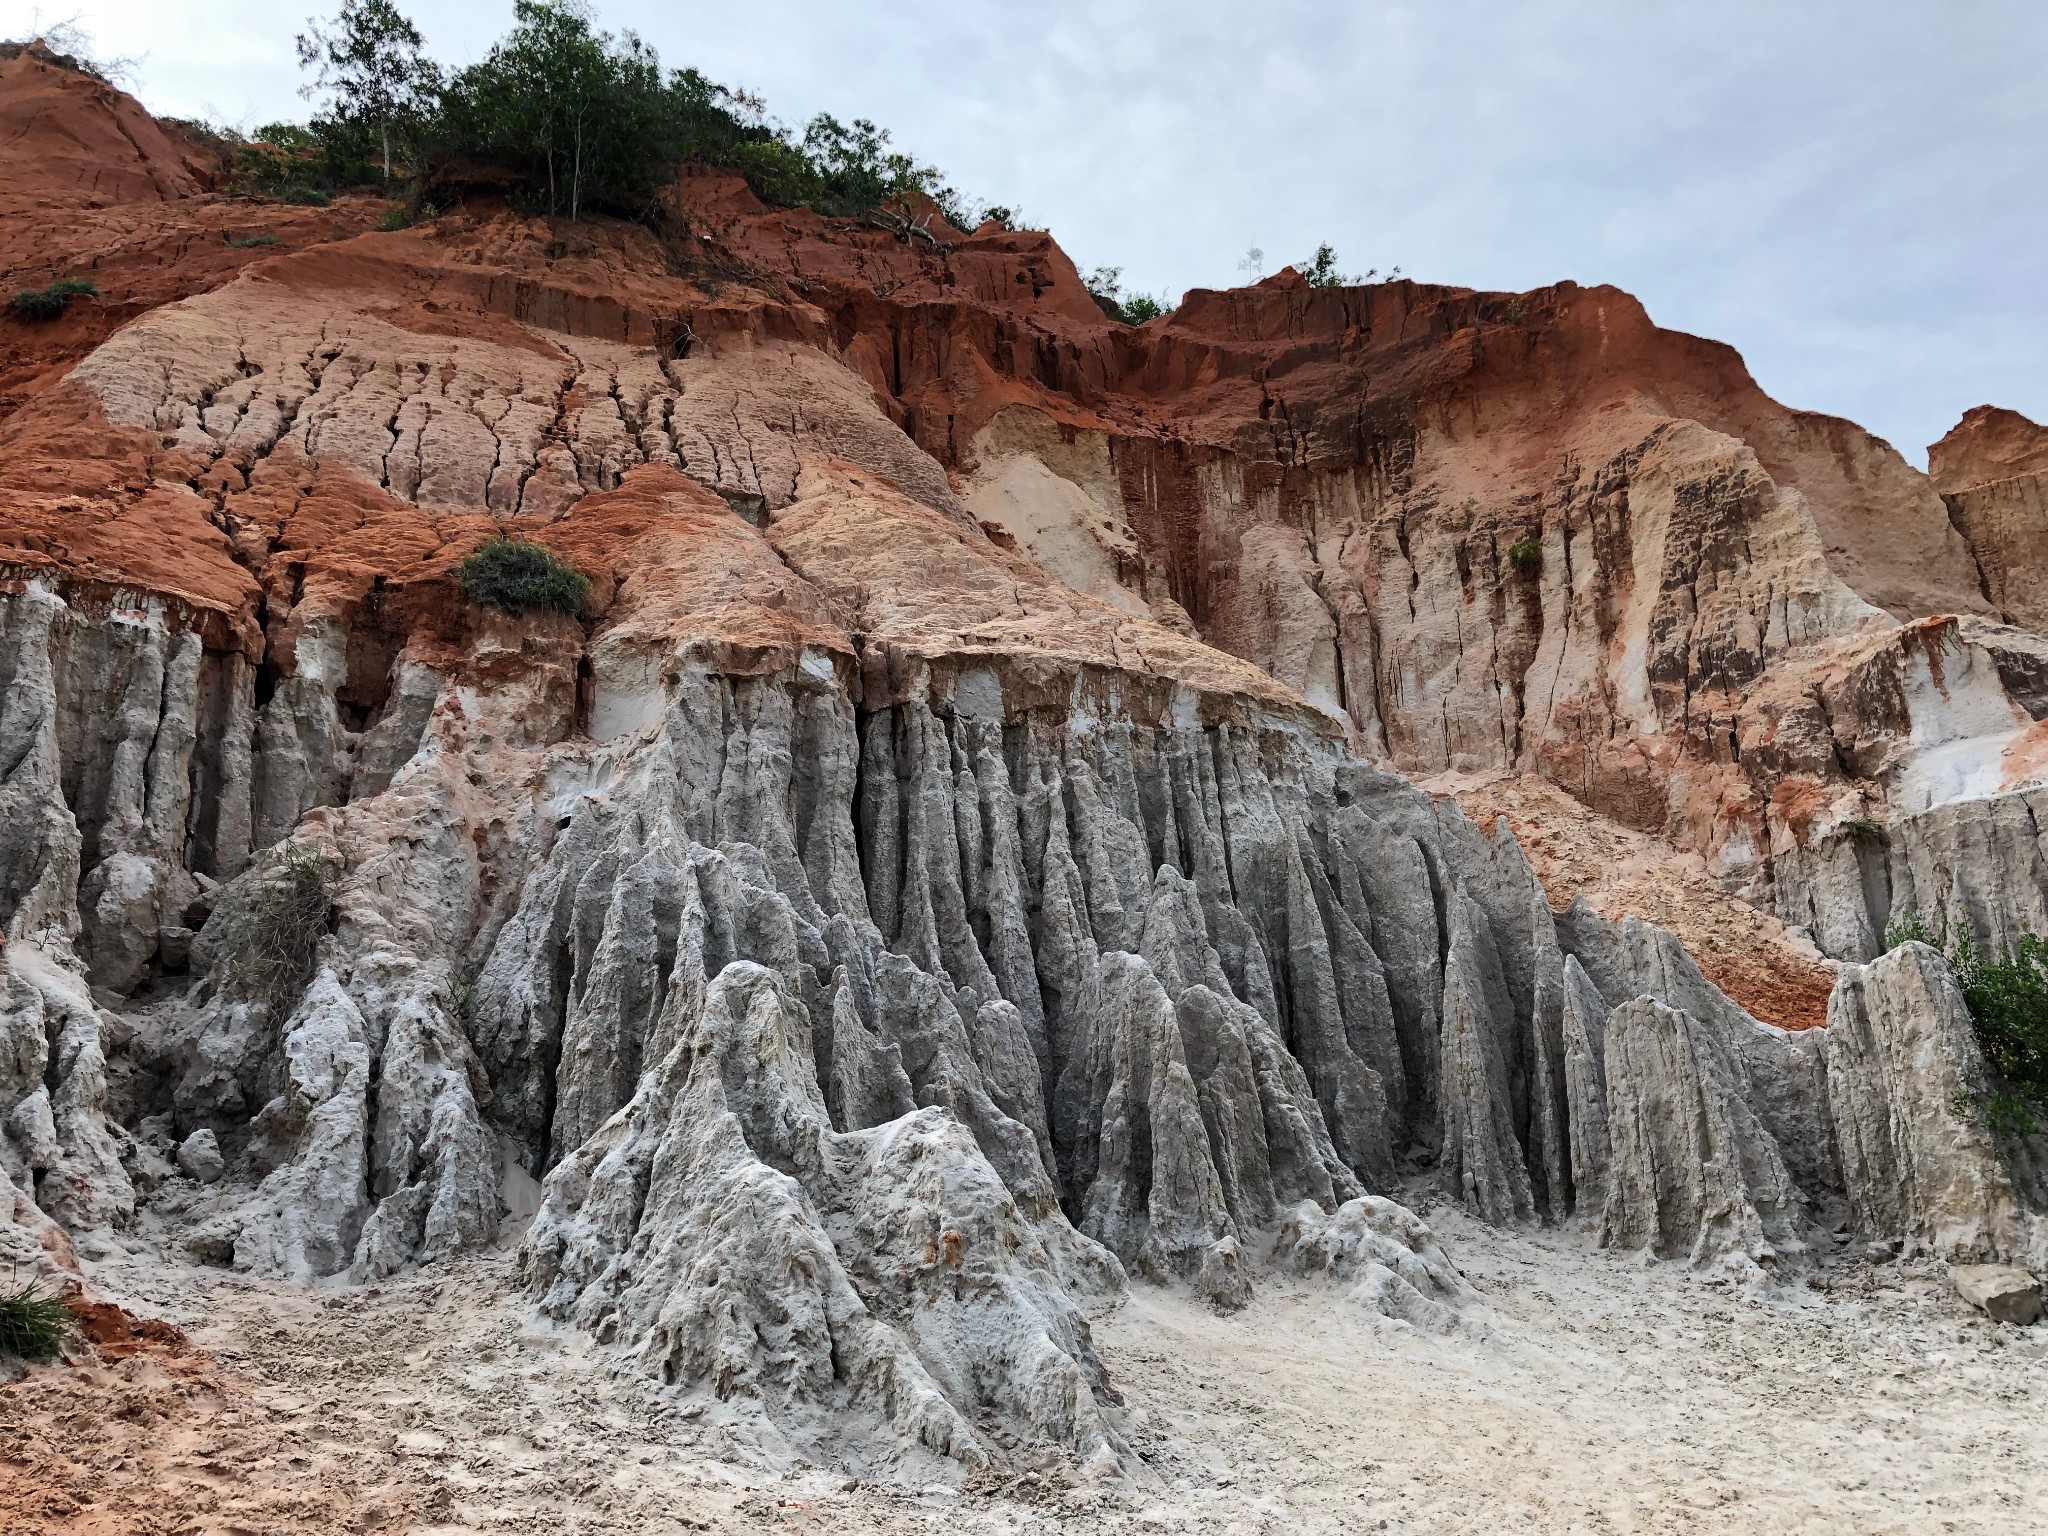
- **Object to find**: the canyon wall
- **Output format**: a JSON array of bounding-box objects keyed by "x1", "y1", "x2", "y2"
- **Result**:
[{"x1": 3, "y1": 48, "x2": 2046, "y2": 1473}]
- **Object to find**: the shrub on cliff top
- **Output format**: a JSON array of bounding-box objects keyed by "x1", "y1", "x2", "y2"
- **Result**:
[
  {"x1": 280, "y1": 0, "x2": 993, "y2": 227},
  {"x1": 1084, "y1": 266, "x2": 1174, "y2": 326},
  {"x1": 9, "y1": 279, "x2": 97, "y2": 322},
  {"x1": 459, "y1": 536, "x2": 589, "y2": 616}
]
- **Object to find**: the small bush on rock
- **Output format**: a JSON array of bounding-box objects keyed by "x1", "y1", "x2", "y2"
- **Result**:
[
  {"x1": 458, "y1": 536, "x2": 590, "y2": 616},
  {"x1": 1948, "y1": 932, "x2": 2048, "y2": 1112},
  {"x1": 1083, "y1": 265, "x2": 1173, "y2": 326},
  {"x1": 1884, "y1": 907, "x2": 1937, "y2": 950},
  {"x1": 0, "y1": 1280, "x2": 73, "y2": 1361},
  {"x1": 1506, "y1": 536, "x2": 1542, "y2": 572},
  {"x1": 1887, "y1": 909, "x2": 2048, "y2": 1135},
  {"x1": 231, "y1": 840, "x2": 340, "y2": 1015},
  {"x1": 9, "y1": 279, "x2": 97, "y2": 322}
]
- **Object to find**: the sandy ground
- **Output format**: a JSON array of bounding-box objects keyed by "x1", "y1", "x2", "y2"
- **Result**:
[{"x1": 6, "y1": 1201, "x2": 2045, "y2": 1536}]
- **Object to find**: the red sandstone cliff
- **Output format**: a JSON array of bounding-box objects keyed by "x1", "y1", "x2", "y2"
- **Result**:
[{"x1": 5, "y1": 51, "x2": 2042, "y2": 1016}]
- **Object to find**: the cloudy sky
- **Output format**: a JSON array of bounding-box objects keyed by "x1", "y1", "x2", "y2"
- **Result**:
[{"x1": 22, "y1": 0, "x2": 2046, "y2": 462}]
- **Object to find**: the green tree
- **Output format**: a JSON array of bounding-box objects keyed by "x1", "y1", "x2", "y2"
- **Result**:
[
  {"x1": 1296, "y1": 245, "x2": 1401, "y2": 287},
  {"x1": 1299, "y1": 243, "x2": 1350, "y2": 287},
  {"x1": 1084, "y1": 266, "x2": 1170, "y2": 325},
  {"x1": 1085, "y1": 265, "x2": 1125, "y2": 311},
  {"x1": 440, "y1": 0, "x2": 687, "y2": 220},
  {"x1": 296, "y1": 0, "x2": 442, "y2": 183},
  {"x1": 800, "y1": 113, "x2": 954, "y2": 220}
]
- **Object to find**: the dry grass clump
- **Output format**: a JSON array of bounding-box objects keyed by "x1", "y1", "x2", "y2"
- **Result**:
[{"x1": 229, "y1": 839, "x2": 340, "y2": 1014}]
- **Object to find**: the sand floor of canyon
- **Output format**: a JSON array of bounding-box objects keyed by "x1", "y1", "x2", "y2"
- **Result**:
[{"x1": 8, "y1": 1205, "x2": 2045, "y2": 1536}]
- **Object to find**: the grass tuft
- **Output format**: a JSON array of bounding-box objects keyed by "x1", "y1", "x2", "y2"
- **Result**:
[
  {"x1": 0, "y1": 1280, "x2": 73, "y2": 1362},
  {"x1": 9, "y1": 279, "x2": 98, "y2": 322},
  {"x1": 458, "y1": 537, "x2": 590, "y2": 617}
]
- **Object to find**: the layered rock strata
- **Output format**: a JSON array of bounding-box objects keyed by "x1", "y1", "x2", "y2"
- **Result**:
[
  {"x1": 7, "y1": 456, "x2": 2041, "y2": 1461},
  {"x1": 1930, "y1": 405, "x2": 2048, "y2": 636}
]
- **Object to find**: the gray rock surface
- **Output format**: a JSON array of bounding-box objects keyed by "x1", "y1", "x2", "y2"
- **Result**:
[
  {"x1": 522, "y1": 961, "x2": 1126, "y2": 1474},
  {"x1": 1948, "y1": 1263, "x2": 2043, "y2": 1324},
  {"x1": 1276, "y1": 1196, "x2": 1473, "y2": 1329},
  {"x1": 175, "y1": 1127, "x2": 224, "y2": 1183},
  {"x1": 1599, "y1": 998, "x2": 1804, "y2": 1269},
  {"x1": 1827, "y1": 943, "x2": 2037, "y2": 1264},
  {"x1": 6, "y1": 561, "x2": 2045, "y2": 1469}
]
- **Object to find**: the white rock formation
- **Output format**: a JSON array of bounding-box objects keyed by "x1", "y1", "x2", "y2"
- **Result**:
[
  {"x1": 1276, "y1": 1195, "x2": 1474, "y2": 1329},
  {"x1": 1828, "y1": 943, "x2": 2046, "y2": 1267},
  {"x1": 1599, "y1": 997, "x2": 1804, "y2": 1269},
  {"x1": 523, "y1": 961, "x2": 1125, "y2": 1473}
]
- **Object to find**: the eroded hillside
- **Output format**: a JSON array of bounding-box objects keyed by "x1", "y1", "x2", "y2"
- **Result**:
[{"x1": 4, "y1": 40, "x2": 2047, "y2": 1523}]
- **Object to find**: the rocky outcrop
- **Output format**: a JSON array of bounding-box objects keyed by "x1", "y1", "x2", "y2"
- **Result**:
[
  {"x1": 1599, "y1": 997, "x2": 1805, "y2": 1269},
  {"x1": 524, "y1": 962, "x2": 1125, "y2": 1474},
  {"x1": 1, "y1": 945, "x2": 132, "y2": 1235},
  {"x1": 1827, "y1": 943, "x2": 2046, "y2": 1269},
  {"x1": 0, "y1": 43, "x2": 211, "y2": 210},
  {"x1": 1275, "y1": 1195, "x2": 1473, "y2": 1329},
  {"x1": 1774, "y1": 779, "x2": 2048, "y2": 965},
  {"x1": 1930, "y1": 405, "x2": 2048, "y2": 636}
]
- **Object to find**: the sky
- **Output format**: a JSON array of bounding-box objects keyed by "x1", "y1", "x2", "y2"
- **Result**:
[{"x1": 14, "y1": 0, "x2": 2046, "y2": 463}]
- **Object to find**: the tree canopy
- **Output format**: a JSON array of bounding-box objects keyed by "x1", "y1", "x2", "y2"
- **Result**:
[
  {"x1": 282, "y1": 0, "x2": 991, "y2": 227},
  {"x1": 296, "y1": 0, "x2": 441, "y2": 181}
]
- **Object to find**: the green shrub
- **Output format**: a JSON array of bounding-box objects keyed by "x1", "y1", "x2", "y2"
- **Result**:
[
  {"x1": 1949, "y1": 932, "x2": 2048, "y2": 1108},
  {"x1": 282, "y1": 186, "x2": 333, "y2": 206},
  {"x1": 377, "y1": 204, "x2": 413, "y2": 230},
  {"x1": 1887, "y1": 909, "x2": 2048, "y2": 1136},
  {"x1": 8, "y1": 279, "x2": 97, "y2": 322},
  {"x1": 227, "y1": 234, "x2": 282, "y2": 249},
  {"x1": 1297, "y1": 245, "x2": 1400, "y2": 286},
  {"x1": 1298, "y1": 243, "x2": 1351, "y2": 287},
  {"x1": 0, "y1": 1280, "x2": 73, "y2": 1362},
  {"x1": 1506, "y1": 536, "x2": 1542, "y2": 572},
  {"x1": 1884, "y1": 906, "x2": 1938, "y2": 950},
  {"x1": 1083, "y1": 266, "x2": 1173, "y2": 326},
  {"x1": 458, "y1": 536, "x2": 590, "y2": 616},
  {"x1": 229, "y1": 840, "x2": 339, "y2": 1014}
]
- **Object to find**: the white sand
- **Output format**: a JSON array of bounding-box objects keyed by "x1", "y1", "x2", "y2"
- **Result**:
[{"x1": 27, "y1": 1207, "x2": 2047, "y2": 1534}]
